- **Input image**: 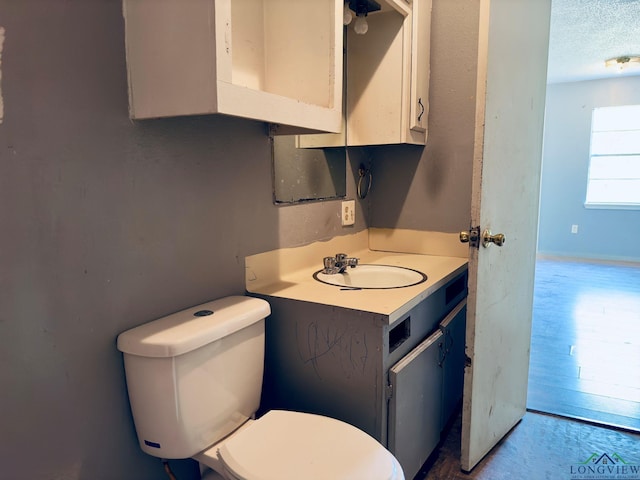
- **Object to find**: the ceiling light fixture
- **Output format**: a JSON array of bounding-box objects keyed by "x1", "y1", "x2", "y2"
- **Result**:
[
  {"x1": 344, "y1": 0, "x2": 381, "y2": 35},
  {"x1": 604, "y1": 55, "x2": 640, "y2": 73}
]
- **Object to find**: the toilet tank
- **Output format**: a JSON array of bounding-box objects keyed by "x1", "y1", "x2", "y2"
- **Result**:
[{"x1": 117, "y1": 296, "x2": 270, "y2": 459}]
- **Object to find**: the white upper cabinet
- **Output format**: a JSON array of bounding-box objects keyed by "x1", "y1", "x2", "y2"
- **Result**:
[
  {"x1": 123, "y1": 0, "x2": 343, "y2": 133},
  {"x1": 347, "y1": 0, "x2": 431, "y2": 145},
  {"x1": 300, "y1": 0, "x2": 431, "y2": 147}
]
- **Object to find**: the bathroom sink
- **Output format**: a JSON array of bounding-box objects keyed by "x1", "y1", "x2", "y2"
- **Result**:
[{"x1": 313, "y1": 264, "x2": 427, "y2": 289}]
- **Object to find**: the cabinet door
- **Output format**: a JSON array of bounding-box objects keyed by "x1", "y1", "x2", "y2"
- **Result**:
[
  {"x1": 388, "y1": 328, "x2": 444, "y2": 480},
  {"x1": 439, "y1": 299, "x2": 467, "y2": 430},
  {"x1": 409, "y1": 0, "x2": 432, "y2": 134}
]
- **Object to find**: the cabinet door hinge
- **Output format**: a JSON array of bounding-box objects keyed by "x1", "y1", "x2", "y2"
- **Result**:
[{"x1": 385, "y1": 383, "x2": 393, "y2": 400}]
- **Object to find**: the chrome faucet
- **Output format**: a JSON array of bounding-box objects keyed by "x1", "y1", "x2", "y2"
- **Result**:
[{"x1": 322, "y1": 253, "x2": 359, "y2": 274}]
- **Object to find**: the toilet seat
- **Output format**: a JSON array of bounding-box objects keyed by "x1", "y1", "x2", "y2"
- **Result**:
[{"x1": 214, "y1": 410, "x2": 401, "y2": 480}]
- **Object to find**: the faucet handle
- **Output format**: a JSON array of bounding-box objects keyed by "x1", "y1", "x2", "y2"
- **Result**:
[
  {"x1": 323, "y1": 256, "x2": 337, "y2": 269},
  {"x1": 335, "y1": 253, "x2": 347, "y2": 261}
]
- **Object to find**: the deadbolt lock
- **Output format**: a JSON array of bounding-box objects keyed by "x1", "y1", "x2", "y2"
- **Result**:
[{"x1": 459, "y1": 227, "x2": 480, "y2": 248}]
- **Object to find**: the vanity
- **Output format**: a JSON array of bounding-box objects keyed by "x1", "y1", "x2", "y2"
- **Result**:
[{"x1": 246, "y1": 230, "x2": 468, "y2": 479}]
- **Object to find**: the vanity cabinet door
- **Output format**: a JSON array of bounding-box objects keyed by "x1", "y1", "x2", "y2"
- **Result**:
[
  {"x1": 388, "y1": 328, "x2": 444, "y2": 480},
  {"x1": 123, "y1": 0, "x2": 343, "y2": 133},
  {"x1": 439, "y1": 299, "x2": 467, "y2": 431}
]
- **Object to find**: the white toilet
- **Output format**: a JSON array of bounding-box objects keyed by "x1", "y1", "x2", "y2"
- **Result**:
[{"x1": 117, "y1": 295, "x2": 405, "y2": 480}]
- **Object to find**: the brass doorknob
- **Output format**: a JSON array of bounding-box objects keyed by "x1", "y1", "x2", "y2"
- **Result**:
[
  {"x1": 460, "y1": 231, "x2": 470, "y2": 243},
  {"x1": 482, "y1": 230, "x2": 505, "y2": 248}
]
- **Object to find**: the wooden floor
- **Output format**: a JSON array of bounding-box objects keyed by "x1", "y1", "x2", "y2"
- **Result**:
[
  {"x1": 416, "y1": 258, "x2": 640, "y2": 479},
  {"x1": 418, "y1": 410, "x2": 640, "y2": 480},
  {"x1": 527, "y1": 257, "x2": 640, "y2": 432}
]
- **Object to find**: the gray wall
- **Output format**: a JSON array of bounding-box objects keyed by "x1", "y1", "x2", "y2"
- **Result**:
[
  {"x1": 0, "y1": 1, "x2": 364, "y2": 479},
  {"x1": 538, "y1": 76, "x2": 640, "y2": 263},
  {"x1": 0, "y1": 0, "x2": 476, "y2": 479},
  {"x1": 369, "y1": 0, "x2": 478, "y2": 233}
]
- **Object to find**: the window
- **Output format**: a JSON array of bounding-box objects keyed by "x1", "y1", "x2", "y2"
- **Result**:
[{"x1": 586, "y1": 104, "x2": 640, "y2": 209}]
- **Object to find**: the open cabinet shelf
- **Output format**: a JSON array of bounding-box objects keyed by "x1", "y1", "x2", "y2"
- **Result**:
[{"x1": 123, "y1": 0, "x2": 343, "y2": 133}]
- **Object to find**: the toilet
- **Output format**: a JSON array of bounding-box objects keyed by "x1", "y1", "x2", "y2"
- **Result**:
[{"x1": 117, "y1": 295, "x2": 405, "y2": 480}]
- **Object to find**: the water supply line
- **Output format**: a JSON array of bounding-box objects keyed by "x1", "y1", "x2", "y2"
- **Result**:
[{"x1": 162, "y1": 459, "x2": 178, "y2": 480}]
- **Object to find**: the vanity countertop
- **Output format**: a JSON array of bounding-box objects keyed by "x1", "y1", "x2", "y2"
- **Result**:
[{"x1": 246, "y1": 234, "x2": 468, "y2": 325}]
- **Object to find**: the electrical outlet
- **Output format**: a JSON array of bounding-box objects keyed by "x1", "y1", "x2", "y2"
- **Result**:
[
  {"x1": 342, "y1": 200, "x2": 355, "y2": 226},
  {"x1": 571, "y1": 224, "x2": 579, "y2": 234}
]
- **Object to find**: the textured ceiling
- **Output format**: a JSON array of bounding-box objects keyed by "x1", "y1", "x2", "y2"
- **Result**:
[{"x1": 547, "y1": 0, "x2": 640, "y2": 83}]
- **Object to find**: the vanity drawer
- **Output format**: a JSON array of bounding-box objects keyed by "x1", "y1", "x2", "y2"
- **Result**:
[{"x1": 386, "y1": 270, "x2": 468, "y2": 366}]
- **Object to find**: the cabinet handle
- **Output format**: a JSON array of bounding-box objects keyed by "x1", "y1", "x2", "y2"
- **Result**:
[{"x1": 417, "y1": 98, "x2": 425, "y2": 122}]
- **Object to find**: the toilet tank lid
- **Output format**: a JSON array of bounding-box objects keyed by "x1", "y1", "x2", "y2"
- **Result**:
[{"x1": 117, "y1": 296, "x2": 270, "y2": 358}]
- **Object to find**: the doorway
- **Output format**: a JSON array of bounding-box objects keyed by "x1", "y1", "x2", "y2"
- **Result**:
[{"x1": 527, "y1": 0, "x2": 640, "y2": 431}]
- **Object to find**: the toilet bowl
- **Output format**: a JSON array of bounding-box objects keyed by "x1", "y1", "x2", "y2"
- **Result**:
[
  {"x1": 196, "y1": 410, "x2": 403, "y2": 480},
  {"x1": 117, "y1": 296, "x2": 404, "y2": 480},
  {"x1": 194, "y1": 410, "x2": 404, "y2": 480}
]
